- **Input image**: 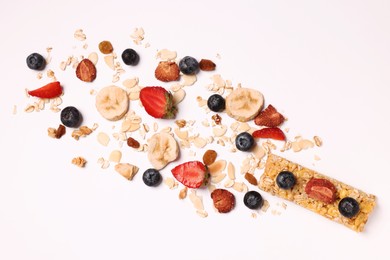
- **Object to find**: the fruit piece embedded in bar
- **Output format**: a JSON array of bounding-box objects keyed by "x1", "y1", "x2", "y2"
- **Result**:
[{"x1": 258, "y1": 154, "x2": 376, "y2": 232}]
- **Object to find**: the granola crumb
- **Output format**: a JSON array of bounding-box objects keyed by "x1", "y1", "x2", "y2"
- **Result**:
[{"x1": 72, "y1": 156, "x2": 87, "y2": 167}]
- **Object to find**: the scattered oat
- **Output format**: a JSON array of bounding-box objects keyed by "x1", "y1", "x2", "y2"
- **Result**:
[
  {"x1": 174, "y1": 127, "x2": 189, "y2": 140},
  {"x1": 123, "y1": 77, "x2": 139, "y2": 89},
  {"x1": 97, "y1": 132, "x2": 110, "y2": 146},
  {"x1": 251, "y1": 212, "x2": 258, "y2": 219},
  {"x1": 164, "y1": 177, "x2": 178, "y2": 189},
  {"x1": 97, "y1": 157, "x2": 110, "y2": 169},
  {"x1": 156, "y1": 49, "x2": 177, "y2": 61},
  {"x1": 313, "y1": 136, "x2": 323, "y2": 147},
  {"x1": 224, "y1": 179, "x2": 235, "y2": 188},
  {"x1": 201, "y1": 118, "x2": 210, "y2": 127},
  {"x1": 173, "y1": 88, "x2": 186, "y2": 105},
  {"x1": 196, "y1": 96, "x2": 207, "y2": 107},
  {"x1": 72, "y1": 156, "x2": 87, "y2": 167},
  {"x1": 160, "y1": 126, "x2": 172, "y2": 133},
  {"x1": 130, "y1": 27, "x2": 145, "y2": 45},
  {"x1": 153, "y1": 122, "x2": 159, "y2": 132},
  {"x1": 252, "y1": 145, "x2": 266, "y2": 160},
  {"x1": 212, "y1": 124, "x2": 227, "y2": 137},
  {"x1": 237, "y1": 122, "x2": 251, "y2": 132},
  {"x1": 227, "y1": 162, "x2": 235, "y2": 180},
  {"x1": 211, "y1": 173, "x2": 226, "y2": 184},
  {"x1": 232, "y1": 181, "x2": 248, "y2": 193},
  {"x1": 181, "y1": 74, "x2": 197, "y2": 86},
  {"x1": 74, "y1": 29, "x2": 86, "y2": 41},
  {"x1": 104, "y1": 55, "x2": 115, "y2": 70},
  {"x1": 193, "y1": 137, "x2": 207, "y2": 148},
  {"x1": 109, "y1": 150, "x2": 122, "y2": 163},
  {"x1": 46, "y1": 47, "x2": 52, "y2": 64},
  {"x1": 314, "y1": 155, "x2": 321, "y2": 161},
  {"x1": 189, "y1": 190, "x2": 204, "y2": 211},
  {"x1": 208, "y1": 160, "x2": 227, "y2": 176},
  {"x1": 292, "y1": 136, "x2": 315, "y2": 152},
  {"x1": 196, "y1": 210, "x2": 208, "y2": 218},
  {"x1": 88, "y1": 52, "x2": 98, "y2": 65},
  {"x1": 12, "y1": 105, "x2": 17, "y2": 115},
  {"x1": 261, "y1": 200, "x2": 270, "y2": 212}
]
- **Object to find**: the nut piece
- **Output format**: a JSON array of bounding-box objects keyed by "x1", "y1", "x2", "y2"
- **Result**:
[
  {"x1": 211, "y1": 114, "x2": 222, "y2": 125},
  {"x1": 245, "y1": 172, "x2": 258, "y2": 186},
  {"x1": 76, "y1": 59, "x2": 97, "y2": 82},
  {"x1": 127, "y1": 137, "x2": 140, "y2": 149},
  {"x1": 155, "y1": 61, "x2": 180, "y2": 82},
  {"x1": 179, "y1": 187, "x2": 188, "y2": 200},
  {"x1": 211, "y1": 188, "x2": 235, "y2": 213},
  {"x1": 305, "y1": 178, "x2": 337, "y2": 204},
  {"x1": 114, "y1": 163, "x2": 139, "y2": 180},
  {"x1": 199, "y1": 59, "x2": 216, "y2": 71}
]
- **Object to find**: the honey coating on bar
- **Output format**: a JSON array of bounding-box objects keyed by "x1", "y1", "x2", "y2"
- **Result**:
[{"x1": 258, "y1": 154, "x2": 376, "y2": 232}]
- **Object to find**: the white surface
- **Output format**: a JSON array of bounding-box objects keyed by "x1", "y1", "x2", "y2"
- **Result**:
[{"x1": 1, "y1": 1, "x2": 390, "y2": 259}]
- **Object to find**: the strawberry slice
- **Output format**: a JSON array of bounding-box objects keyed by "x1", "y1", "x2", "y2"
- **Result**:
[
  {"x1": 252, "y1": 127, "x2": 286, "y2": 141},
  {"x1": 171, "y1": 161, "x2": 209, "y2": 188},
  {"x1": 254, "y1": 104, "x2": 285, "y2": 127},
  {"x1": 27, "y1": 81, "x2": 62, "y2": 99},
  {"x1": 140, "y1": 86, "x2": 177, "y2": 119}
]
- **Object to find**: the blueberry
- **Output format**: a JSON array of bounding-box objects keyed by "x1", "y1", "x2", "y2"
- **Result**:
[
  {"x1": 235, "y1": 132, "x2": 254, "y2": 151},
  {"x1": 338, "y1": 197, "x2": 360, "y2": 218},
  {"x1": 207, "y1": 94, "x2": 225, "y2": 112},
  {"x1": 179, "y1": 56, "x2": 199, "y2": 75},
  {"x1": 142, "y1": 168, "x2": 162, "y2": 187},
  {"x1": 121, "y1": 49, "x2": 139, "y2": 65},
  {"x1": 60, "y1": 106, "x2": 82, "y2": 128},
  {"x1": 243, "y1": 191, "x2": 263, "y2": 210},
  {"x1": 26, "y1": 53, "x2": 46, "y2": 70},
  {"x1": 276, "y1": 171, "x2": 296, "y2": 189}
]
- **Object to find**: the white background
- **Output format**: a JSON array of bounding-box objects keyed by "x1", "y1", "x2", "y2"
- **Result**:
[{"x1": 1, "y1": 0, "x2": 390, "y2": 259}]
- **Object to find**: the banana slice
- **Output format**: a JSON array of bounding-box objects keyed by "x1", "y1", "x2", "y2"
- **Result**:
[
  {"x1": 147, "y1": 132, "x2": 179, "y2": 170},
  {"x1": 225, "y1": 87, "x2": 264, "y2": 122},
  {"x1": 96, "y1": 85, "x2": 129, "y2": 121}
]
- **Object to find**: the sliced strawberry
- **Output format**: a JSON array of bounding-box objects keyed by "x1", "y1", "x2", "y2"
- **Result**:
[
  {"x1": 254, "y1": 104, "x2": 285, "y2": 127},
  {"x1": 140, "y1": 86, "x2": 177, "y2": 119},
  {"x1": 27, "y1": 81, "x2": 62, "y2": 99},
  {"x1": 252, "y1": 127, "x2": 286, "y2": 141},
  {"x1": 171, "y1": 161, "x2": 209, "y2": 188}
]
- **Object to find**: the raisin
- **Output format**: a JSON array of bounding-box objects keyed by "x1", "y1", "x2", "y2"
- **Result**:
[
  {"x1": 127, "y1": 137, "x2": 140, "y2": 149},
  {"x1": 98, "y1": 41, "x2": 113, "y2": 54},
  {"x1": 199, "y1": 59, "x2": 216, "y2": 71},
  {"x1": 203, "y1": 149, "x2": 217, "y2": 166},
  {"x1": 55, "y1": 124, "x2": 66, "y2": 139}
]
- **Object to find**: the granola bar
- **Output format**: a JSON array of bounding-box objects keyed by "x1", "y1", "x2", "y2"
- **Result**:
[{"x1": 258, "y1": 154, "x2": 376, "y2": 232}]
